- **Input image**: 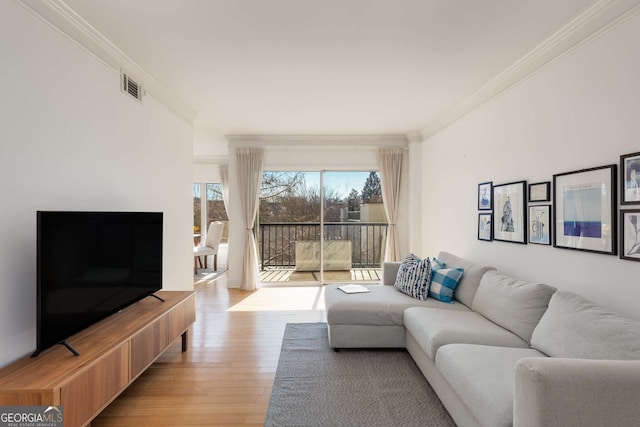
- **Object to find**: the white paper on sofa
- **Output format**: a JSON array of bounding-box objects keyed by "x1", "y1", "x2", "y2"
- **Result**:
[{"x1": 338, "y1": 284, "x2": 371, "y2": 294}]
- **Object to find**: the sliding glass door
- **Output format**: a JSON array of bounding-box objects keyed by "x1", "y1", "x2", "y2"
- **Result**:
[
  {"x1": 259, "y1": 172, "x2": 322, "y2": 284},
  {"x1": 258, "y1": 170, "x2": 387, "y2": 284},
  {"x1": 322, "y1": 171, "x2": 387, "y2": 283}
]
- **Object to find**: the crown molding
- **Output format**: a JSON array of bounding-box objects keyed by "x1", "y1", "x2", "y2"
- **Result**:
[
  {"x1": 421, "y1": 0, "x2": 640, "y2": 139},
  {"x1": 226, "y1": 134, "x2": 408, "y2": 148},
  {"x1": 17, "y1": 0, "x2": 198, "y2": 124},
  {"x1": 405, "y1": 131, "x2": 424, "y2": 143}
]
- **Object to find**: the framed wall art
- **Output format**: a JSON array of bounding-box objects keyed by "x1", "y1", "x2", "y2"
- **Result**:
[
  {"x1": 493, "y1": 180, "x2": 527, "y2": 244},
  {"x1": 529, "y1": 205, "x2": 551, "y2": 245},
  {"x1": 528, "y1": 181, "x2": 550, "y2": 202},
  {"x1": 478, "y1": 213, "x2": 493, "y2": 241},
  {"x1": 620, "y1": 210, "x2": 640, "y2": 262},
  {"x1": 620, "y1": 209, "x2": 640, "y2": 261},
  {"x1": 620, "y1": 152, "x2": 640, "y2": 205},
  {"x1": 553, "y1": 164, "x2": 617, "y2": 254},
  {"x1": 478, "y1": 181, "x2": 493, "y2": 210}
]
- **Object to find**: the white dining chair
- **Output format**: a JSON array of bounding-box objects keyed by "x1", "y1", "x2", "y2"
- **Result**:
[{"x1": 194, "y1": 221, "x2": 224, "y2": 273}]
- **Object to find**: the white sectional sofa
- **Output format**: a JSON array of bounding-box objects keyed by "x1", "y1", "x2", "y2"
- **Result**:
[{"x1": 324, "y1": 251, "x2": 640, "y2": 427}]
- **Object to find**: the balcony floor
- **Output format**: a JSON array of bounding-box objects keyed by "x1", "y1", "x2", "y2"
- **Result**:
[{"x1": 260, "y1": 268, "x2": 381, "y2": 283}]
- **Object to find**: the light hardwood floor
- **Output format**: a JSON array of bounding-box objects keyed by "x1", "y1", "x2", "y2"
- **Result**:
[{"x1": 93, "y1": 273, "x2": 326, "y2": 426}]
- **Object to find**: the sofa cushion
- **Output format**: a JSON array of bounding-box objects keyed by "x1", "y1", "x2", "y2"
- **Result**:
[
  {"x1": 404, "y1": 307, "x2": 529, "y2": 360},
  {"x1": 382, "y1": 262, "x2": 402, "y2": 286},
  {"x1": 436, "y1": 344, "x2": 546, "y2": 427},
  {"x1": 393, "y1": 254, "x2": 432, "y2": 300},
  {"x1": 531, "y1": 291, "x2": 640, "y2": 360},
  {"x1": 436, "y1": 251, "x2": 495, "y2": 308},
  {"x1": 472, "y1": 271, "x2": 556, "y2": 343},
  {"x1": 325, "y1": 285, "x2": 469, "y2": 327},
  {"x1": 428, "y1": 266, "x2": 464, "y2": 303}
]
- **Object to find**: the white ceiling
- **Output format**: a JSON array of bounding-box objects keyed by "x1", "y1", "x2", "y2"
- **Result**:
[{"x1": 61, "y1": 0, "x2": 597, "y2": 140}]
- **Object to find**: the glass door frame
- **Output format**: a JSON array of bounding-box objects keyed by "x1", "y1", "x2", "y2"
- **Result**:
[{"x1": 258, "y1": 169, "x2": 385, "y2": 285}]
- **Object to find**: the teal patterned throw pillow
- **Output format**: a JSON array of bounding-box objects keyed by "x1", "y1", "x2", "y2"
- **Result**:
[
  {"x1": 429, "y1": 261, "x2": 464, "y2": 303},
  {"x1": 394, "y1": 254, "x2": 432, "y2": 300}
]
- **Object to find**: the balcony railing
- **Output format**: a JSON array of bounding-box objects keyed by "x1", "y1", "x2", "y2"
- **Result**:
[{"x1": 259, "y1": 222, "x2": 388, "y2": 270}]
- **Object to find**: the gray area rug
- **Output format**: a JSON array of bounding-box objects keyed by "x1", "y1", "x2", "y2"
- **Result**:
[{"x1": 265, "y1": 323, "x2": 455, "y2": 427}]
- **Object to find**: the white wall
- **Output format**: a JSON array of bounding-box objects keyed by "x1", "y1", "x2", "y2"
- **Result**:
[
  {"x1": 226, "y1": 142, "x2": 410, "y2": 288},
  {"x1": 408, "y1": 140, "x2": 423, "y2": 254},
  {"x1": 192, "y1": 129, "x2": 227, "y2": 210},
  {"x1": 193, "y1": 162, "x2": 223, "y2": 183},
  {"x1": 0, "y1": 1, "x2": 194, "y2": 367},
  {"x1": 194, "y1": 128, "x2": 229, "y2": 158},
  {"x1": 421, "y1": 11, "x2": 640, "y2": 319}
]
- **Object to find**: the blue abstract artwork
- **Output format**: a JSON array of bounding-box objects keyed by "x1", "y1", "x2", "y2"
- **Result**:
[{"x1": 563, "y1": 187, "x2": 602, "y2": 238}]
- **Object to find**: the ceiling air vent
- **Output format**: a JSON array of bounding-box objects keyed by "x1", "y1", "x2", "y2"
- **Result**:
[{"x1": 121, "y1": 72, "x2": 143, "y2": 102}]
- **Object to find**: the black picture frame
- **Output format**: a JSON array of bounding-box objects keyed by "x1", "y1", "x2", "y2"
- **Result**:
[
  {"x1": 620, "y1": 209, "x2": 640, "y2": 261},
  {"x1": 553, "y1": 164, "x2": 617, "y2": 255},
  {"x1": 478, "y1": 181, "x2": 492, "y2": 210},
  {"x1": 478, "y1": 213, "x2": 493, "y2": 241},
  {"x1": 492, "y1": 180, "x2": 527, "y2": 244},
  {"x1": 528, "y1": 181, "x2": 550, "y2": 202},
  {"x1": 620, "y1": 151, "x2": 640, "y2": 205},
  {"x1": 528, "y1": 205, "x2": 551, "y2": 245}
]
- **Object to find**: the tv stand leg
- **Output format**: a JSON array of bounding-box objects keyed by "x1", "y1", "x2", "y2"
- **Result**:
[
  {"x1": 150, "y1": 293, "x2": 165, "y2": 302},
  {"x1": 59, "y1": 340, "x2": 80, "y2": 356},
  {"x1": 181, "y1": 330, "x2": 189, "y2": 352}
]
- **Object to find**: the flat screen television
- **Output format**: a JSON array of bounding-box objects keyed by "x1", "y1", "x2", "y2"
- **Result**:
[{"x1": 34, "y1": 211, "x2": 163, "y2": 356}]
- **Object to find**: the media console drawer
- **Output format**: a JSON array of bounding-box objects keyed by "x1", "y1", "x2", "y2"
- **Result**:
[
  {"x1": 131, "y1": 314, "x2": 169, "y2": 379},
  {"x1": 60, "y1": 344, "x2": 129, "y2": 427},
  {"x1": 0, "y1": 290, "x2": 196, "y2": 427}
]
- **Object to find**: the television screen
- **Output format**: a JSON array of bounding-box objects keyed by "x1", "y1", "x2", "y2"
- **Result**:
[{"x1": 35, "y1": 211, "x2": 163, "y2": 356}]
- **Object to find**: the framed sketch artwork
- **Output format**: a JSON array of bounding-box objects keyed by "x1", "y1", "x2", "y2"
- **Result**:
[
  {"x1": 492, "y1": 181, "x2": 527, "y2": 244},
  {"x1": 478, "y1": 182, "x2": 493, "y2": 210},
  {"x1": 620, "y1": 152, "x2": 640, "y2": 205},
  {"x1": 478, "y1": 213, "x2": 493, "y2": 241},
  {"x1": 553, "y1": 165, "x2": 617, "y2": 255},
  {"x1": 620, "y1": 210, "x2": 640, "y2": 261},
  {"x1": 529, "y1": 205, "x2": 551, "y2": 245}
]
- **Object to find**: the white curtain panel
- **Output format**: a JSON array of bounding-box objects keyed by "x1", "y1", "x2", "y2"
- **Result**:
[
  {"x1": 378, "y1": 147, "x2": 404, "y2": 262},
  {"x1": 219, "y1": 164, "x2": 230, "y2": 215},
  {"x1": 235, "y1": 147, "x2": 265, "y2": 291}
]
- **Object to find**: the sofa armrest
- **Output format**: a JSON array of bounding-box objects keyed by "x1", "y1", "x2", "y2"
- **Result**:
[
  {"x1": 514, "y1": 357, "x2": 640, "y2": 427},
  {"x1": 382, "y1": 262, "x2": 401, "y2": 286}
]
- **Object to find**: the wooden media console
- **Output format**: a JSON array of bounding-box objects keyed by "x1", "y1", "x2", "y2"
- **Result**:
[{"x1": 0, "y1": 290, "x2": 196, "y2": 427}]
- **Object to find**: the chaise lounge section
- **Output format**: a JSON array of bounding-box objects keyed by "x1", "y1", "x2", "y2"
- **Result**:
[
  {"x1": 324, "y1": 252, "x2": 493, "y2": 348},
  {"x1": 324, "y1": 251, "x2": 640, "y2": 427}
]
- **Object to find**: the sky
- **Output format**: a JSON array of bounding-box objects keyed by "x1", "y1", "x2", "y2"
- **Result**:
[{"x1": 292, "y1": 171, "x2": 376, "y2": 199}]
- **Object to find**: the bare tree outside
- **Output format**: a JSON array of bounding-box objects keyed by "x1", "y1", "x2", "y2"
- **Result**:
[
  {"x1": 193, "y1": 183, "x2": 229, "y2": 241},
  {"x1": 261, "y1": 171, "x2": 306, "y2": 199},
  {"x1": 347, "y1": 188, "x2": 361, "y2": 212},
  {"x1": 323, "y1": 186, "x2": 343, "y2": 223},
  {"x1": 206, "y1": 183, "x2": 228, "y2": 225}
]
